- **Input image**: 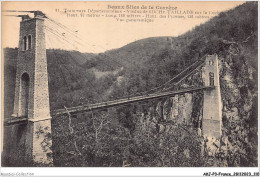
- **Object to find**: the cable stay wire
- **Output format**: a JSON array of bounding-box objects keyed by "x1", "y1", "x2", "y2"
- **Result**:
[
  {"x1": 141, "y1": 58, "x2": 205, "y2": 93},
  {"x1": 46, "y1": 19, "x2": 209, "y2": 95},
  {"x1": 44, "y1": 25, "x2": 126, "y2": 100},
  {"x1": 45, "y1": 19, "x2": 171, "y2": 98},
  {"x1": 47, "y1": 32, "x2": 88, "y2": 104},
  {"x1": 46, "y1": 33, "x2": 85, "y2": 86},
  {"x1": 4, "y1": 12, "x2": 152, "y2": 71},
  {"x1": 44, "y1": 35, "x2": 133, "y2": 110},
  {"x1": 46, "y1": 20, "x2": 205, "y2": 99},
  {"x1": 46, "y1": 18, "x2": 134, "y2": 70},
  {"x1": 46, "y1": 19, "x2": 162, "y2": 100},
  {"x1": 46, "y1": 17, "x2": 107, "y2": 51},
  {"x1": 45, "y1": 18, "x2": 106, "y2": 54},
  {"x1": 45, "y1": 17, "x2": 142, "y2": 69},
  {"x1": 46, "y1": 30, "x2": 95, "y2": 87},
  {"x1": 44, "y1": 25, "x2": 101, "y2": 68},
  {"x1": 4, "y1": 12, "x2": 209, "y2": 109},
  {"x1": 45, "y1": 24, "x2": 152, "y2": 104},
  {"x1": 45, "y1": 26, "x2": 91, "y2": 53},
  {"x1": 156, "y1": 60, "x2": 206, "y2": 93},
  {"x1": 44, "y1": 22, "x2": 123, "y2": 68},
  {"x1": 45, "y1": 26, "x2": 106, "y2": 91},
  {"x1": 46, "y1": 33, "x2": 76, "y2": 107},
  {"x1": 126, "y1": 55, "x2": 207, "y2": 97},
  {"x1": 44, "y1": 25, "x2": 101, "y2": 66},
  {"x1": 44, "y1": 23, "x2": 92, "y2": 51},
  {"x1": 45, "y1": 16, "x2": 208, "y2": 101},
  {"x1": 44, "y1": 22, "x2": 145, "y2": 92},
  {"x1": 47, "y1": 17, "x2": 100, "y2": 103},
  {"x1": 44, "y1": 25, "x2": 122, "y2": 74},
  {"x1": 46, "y1": 30, "x2": 107, "y2": 104}
]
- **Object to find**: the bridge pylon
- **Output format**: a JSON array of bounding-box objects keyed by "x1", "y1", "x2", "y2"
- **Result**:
[
  {"x1": 3, "y1": 12, "x2": 53, "y2": 166},
  {"x1": 202, "y1": 54, "x2": 222, "y2": 139}
]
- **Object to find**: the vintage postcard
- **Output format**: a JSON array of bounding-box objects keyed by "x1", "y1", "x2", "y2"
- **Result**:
[{"x1": 1, "y1": 1, "x2": 258, "y2": 176}]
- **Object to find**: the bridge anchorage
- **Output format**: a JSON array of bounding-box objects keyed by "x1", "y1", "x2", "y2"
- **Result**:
[{"x1": 3, "y1": 11, "x2": 222, "y2": 166}]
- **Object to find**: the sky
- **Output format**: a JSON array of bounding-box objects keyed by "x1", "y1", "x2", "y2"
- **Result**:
[{"x1": 2, "y1": 1, "x2": 245, "y2": 53}]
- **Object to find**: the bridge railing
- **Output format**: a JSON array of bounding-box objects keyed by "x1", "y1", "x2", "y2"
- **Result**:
[{"x1": 51, "y1": 86, "x2": 214, "y2": 116}]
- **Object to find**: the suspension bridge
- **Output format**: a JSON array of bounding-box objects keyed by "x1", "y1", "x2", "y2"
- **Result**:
[{"x1": 3, "y1": 11, "x2": 222, "y2": 166}]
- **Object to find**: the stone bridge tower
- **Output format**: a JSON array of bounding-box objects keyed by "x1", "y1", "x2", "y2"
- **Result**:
[
  {"x1": 202, "y1": 54, "x2": 222, "y2": 139},
  {"x1": 3, "y1": 11, "x2": 53, "y2": 166}
]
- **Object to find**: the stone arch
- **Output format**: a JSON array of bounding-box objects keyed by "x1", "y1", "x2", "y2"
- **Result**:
[{"x1": 19, "y1": 72, "x2": 30, "y2": 117}]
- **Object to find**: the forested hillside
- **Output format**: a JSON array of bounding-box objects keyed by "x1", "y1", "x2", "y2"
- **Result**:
[{"x1": 3, "y1": 2, "x2": 257, "y2": 167}]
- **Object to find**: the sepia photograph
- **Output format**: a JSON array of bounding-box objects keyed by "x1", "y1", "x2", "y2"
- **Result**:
[{"x1": 1, "y1": 0, "x2": 259, "y2": 175}]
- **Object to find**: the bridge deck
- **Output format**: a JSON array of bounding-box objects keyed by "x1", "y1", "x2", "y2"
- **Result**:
[
  {"x1": 51, "y1": 86, "x2": 214, "y2": 115},
  {"x1": 4, "y1": 86, "x2": 214, "y2": 125}
]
